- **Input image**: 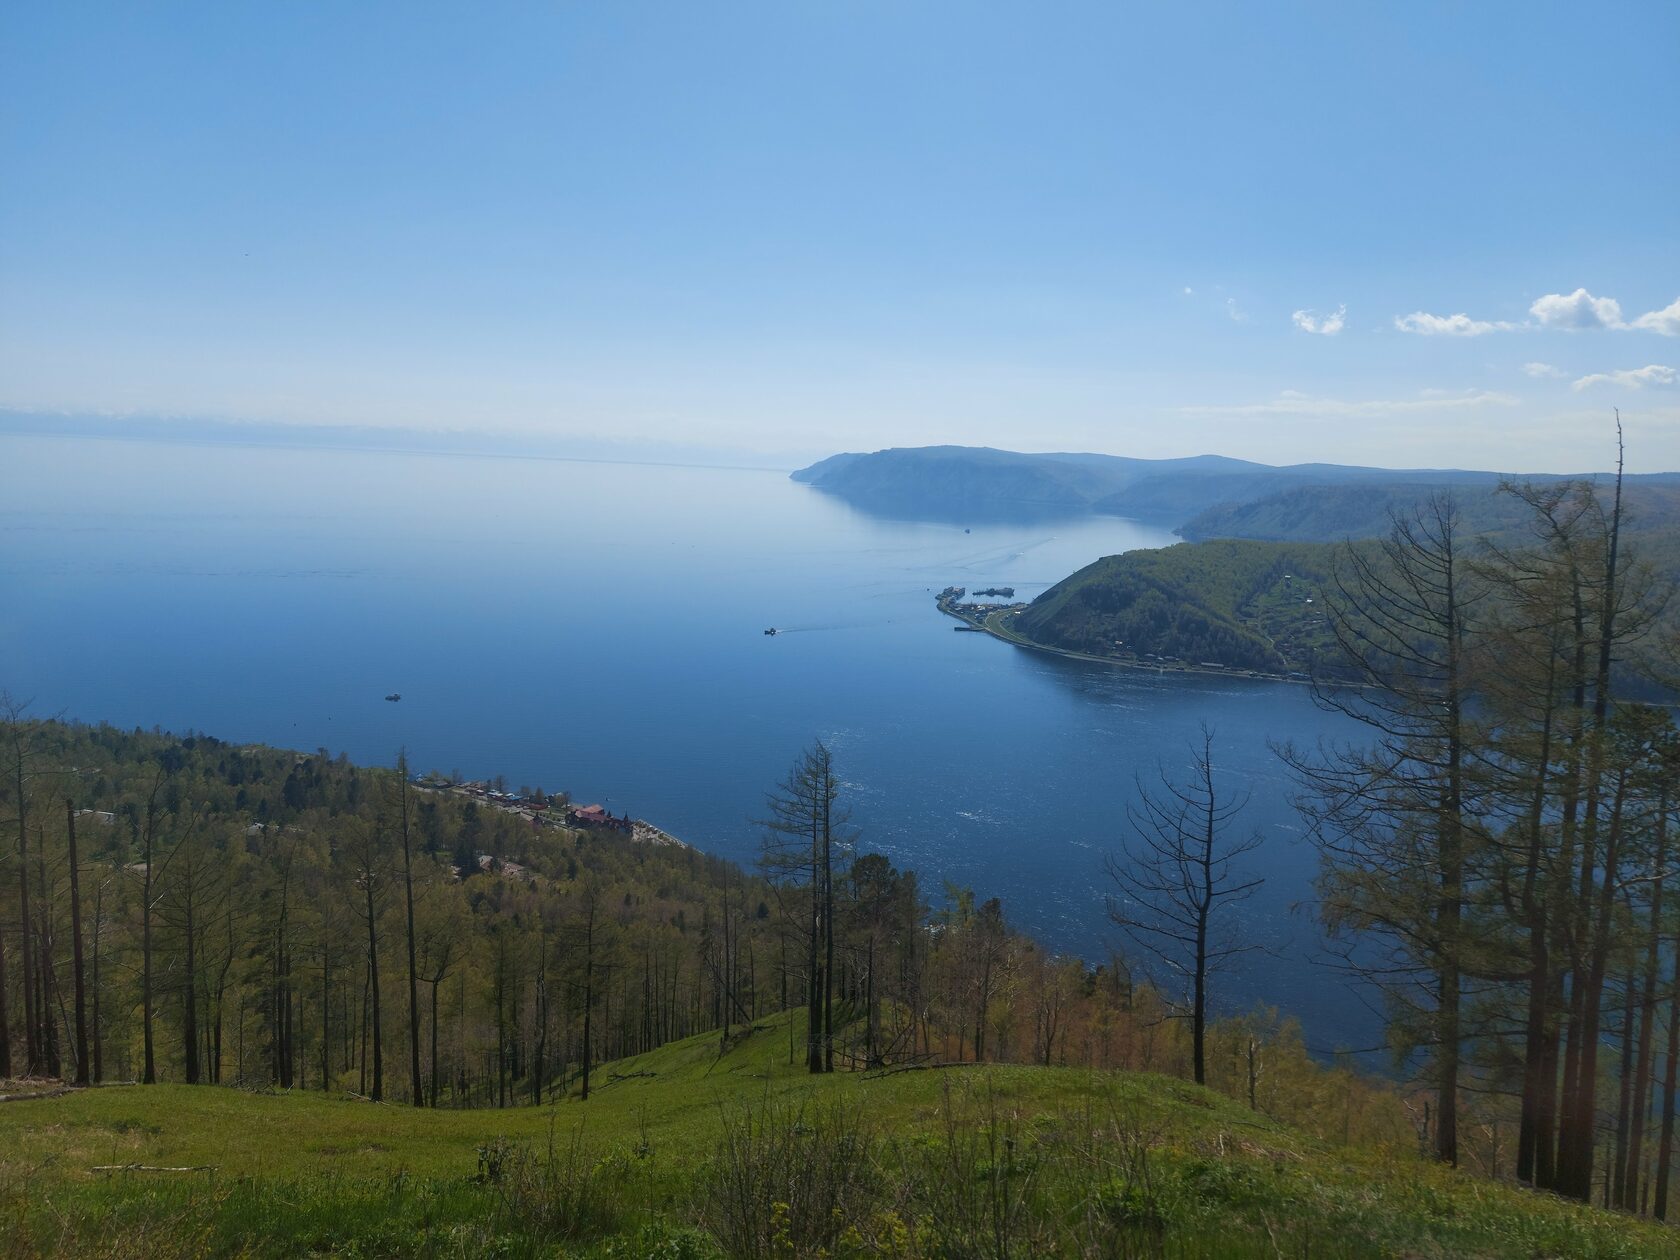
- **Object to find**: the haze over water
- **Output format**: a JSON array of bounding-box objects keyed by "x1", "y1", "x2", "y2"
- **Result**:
[{"x1": 2, "y1": 434, "x2": 1374, "y2": 1051}]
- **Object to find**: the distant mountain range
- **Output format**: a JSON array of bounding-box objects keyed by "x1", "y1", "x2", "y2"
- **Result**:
[
  {"x1": 792, "y1": 445, "x2": 1680, "y2": 540},
  {"x1": 797, "y1": 446, "x2": 1680, "y2": 686}
]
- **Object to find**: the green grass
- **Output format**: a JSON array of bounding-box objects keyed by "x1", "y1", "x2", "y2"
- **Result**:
[{"x1": 3, "y1": 1012, "x2": 1674, "y2": 1258}]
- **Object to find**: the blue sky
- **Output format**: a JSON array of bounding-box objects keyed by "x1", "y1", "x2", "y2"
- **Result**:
[{"x1": 3, "y1": 2, "x2": 1677, "y2": 470}]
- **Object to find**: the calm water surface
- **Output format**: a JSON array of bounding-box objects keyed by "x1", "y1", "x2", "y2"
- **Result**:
[{"x1": 1, "y1": 435, "x2": 1374, "y2": 1048}]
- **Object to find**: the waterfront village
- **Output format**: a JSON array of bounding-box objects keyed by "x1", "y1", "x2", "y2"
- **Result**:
[
  {"x1": 76, "y1": 770, "x2": 686, "y2": 892},
  {"x1": 408, "y1": 774, "x2": 689, "y2": 869},
  {"x1": 935, "y1": 585, "x2": 1028, "y2": 633},
  {"x1": 933, "y1": 584, "x2": 1316, "y2": 680}
]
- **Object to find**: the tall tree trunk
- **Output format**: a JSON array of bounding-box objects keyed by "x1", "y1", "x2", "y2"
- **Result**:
[
  {"x1": 1537, "y1": 582, "x2": 1590, "y2": 1193},
  {"x1": 581, "y1": 900, "x2": 595, "y2": 1101},
  {"x1": 823, "y1": 790, "x2": 835, "y2": 1073},
  {"x1": 15, "y1": 736, "x2": 40, "y2": 1075},
  {"x1": 430, "y1": 978, "x2": 441, "y2": 1107},
  {"x1": 182, "y1": 899, "x2": 200, "y2": 1085},
  {"x1": 1433, "y1": 528, "x2": 1468, "y2": 1167},
  {"x1": 366, "y1": 879, "x2": 383, "y2": 1102},
  {"x1": 807, "y1": 815, "x2": 822, "y2": 1075},
  {"x1": 1654, "y1": 923, "x2": 1680, "y2": 1220},
  {"x1": 1612, "y1": 971, "x2": 1638, "y2": 1208},
  {"x1": 320, "y1": 944, "x2": 331, "y2": 1090},
  {"x1": 397, "y1": 760, "x2": 423, "y2": 1107},
  {"x1": 142, "y1": 805, "x2": 157, "y2": 1084},
  {"x1": 34, "y1": 828, "x2": 59, "y2": 1078},
  {"x1": 91, "y1": 878, "x2": 103, "y2": 1083},
  {"x1": 0, "y1": 903, "x2": 10, "y2": 1079},
  {"x1": 1624, "y1": 799, "x2": 1667, "y2": 1209},
  {"x1": 532, "y1": 927, "x2": 547, "y2": 1106},
  {"x1": 1560, "y1": 769, "x2": 1629, "y2": 1199},
  {"x1": 1556, "y1": 422, "x2": 1628, "y2": 1202},
  {"x1": 64, "y1": 802, "x2": 89, "y2": 1086},
  {"x1": 1515, "y1": 666, "x2": 1560, "y2": 1185},
  {"x1": 1193, "y1": 768, "x2": 1214, "y2": 1086}
]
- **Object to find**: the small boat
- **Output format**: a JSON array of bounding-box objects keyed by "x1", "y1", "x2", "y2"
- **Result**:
[
  {"x1": 385, "y1": 693, "x2": 402, "y2": 702},
  {"x1": 763, "y1": 628, "x2": 778, "y2": 636}
]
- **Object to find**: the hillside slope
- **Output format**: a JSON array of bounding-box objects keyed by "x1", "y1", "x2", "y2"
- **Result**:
[
  {"x1": 1014, "y1": 540, "x2": 1341, "y2": 673},
  {"x1": 1181, "y1": 479, "x2": 1680, "y2": 543},
  {"x1": 3, "y1": 1009, "x2": 1672, "y2": 1259}
]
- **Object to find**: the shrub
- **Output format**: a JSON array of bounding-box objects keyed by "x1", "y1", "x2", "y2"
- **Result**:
[
  {"x1": 492, "y1": 1121, "x2": 627, "y2": 1243},
  {"x1": 700, "y1": 1092, "x2": 879, "y2": 1258}
]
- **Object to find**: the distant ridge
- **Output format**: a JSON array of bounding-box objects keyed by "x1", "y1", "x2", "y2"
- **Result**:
[{"x1": 792, "y1": 445, "x2": 1680, "y2": 536}]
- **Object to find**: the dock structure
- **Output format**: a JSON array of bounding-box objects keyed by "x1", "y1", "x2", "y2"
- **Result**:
[{"x1": 934, "y1": 585, "x2": 1029, "y2": 630}]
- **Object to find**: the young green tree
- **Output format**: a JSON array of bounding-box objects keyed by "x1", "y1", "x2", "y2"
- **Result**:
[
  {"x1": 759, "y1": 741, "x2": 852, "y2": 1074},
  {"x1": 138, "y1": 755, "x2": 189, "y2": 1084},
  {"x1": 416, "y1": 878, "x2": 470, "y2": 1106},
  {"x1": 154, "y1": 808, "x2": 233, "y2": 1083},
  {"x1": 1282, "y1": 493, "x2": 1485, "y2": 1165}
]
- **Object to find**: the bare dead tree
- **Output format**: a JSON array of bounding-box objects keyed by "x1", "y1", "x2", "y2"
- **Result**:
[{"x1": 1106, "y1": 724, "x2": 1263, "y2": 1085}]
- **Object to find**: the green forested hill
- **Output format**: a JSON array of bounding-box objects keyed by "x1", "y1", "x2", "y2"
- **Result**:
[
  {"x1": 1181, "y1": 479, "x2": 1680, "y2": 543},
  {"x1": 1017, "y1": 481, "x2": 1680, "y2": 676},
  {"x1": 1015, "y1": 540, "x2": 1342, "y2": 674}
]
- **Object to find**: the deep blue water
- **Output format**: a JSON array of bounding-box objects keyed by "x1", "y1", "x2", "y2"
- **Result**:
[{"x1": 1, "y1": 435, "x2": 1374, "y2": 1050}]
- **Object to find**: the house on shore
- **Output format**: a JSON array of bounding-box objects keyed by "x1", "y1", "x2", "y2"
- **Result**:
[{"x1": 568, "y1": 803, "x2": 632, "y2": 833}]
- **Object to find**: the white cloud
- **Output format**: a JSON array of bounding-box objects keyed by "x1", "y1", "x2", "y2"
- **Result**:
[
  {"x1": 1292, "y1": 305, "x2": 1346, "y2": 336},
  {"x1": 1571, "y1": 364, "x2": 1677, "y2": 391},
  {"x1": 1388, "y1": 291, "x2": 1679, "y2": 340},
  {"x1": 1226, "y1": 297, "x2": 1247, "y2": 322},
  {"x1": 1179, "y1": 388, "x2": 1518, "y2": 419},
  {"x1": 1530, "y1": 288, "x2": 1625, "y2": 330},
  {"x1": 1631, "y1": 297, "x2": 1680, "y2": 336},
  {"x1": 1182, "y1": 285, "x2": 1194, "y2": 296},
  {"x1": 1393, "y1": 311, "x2": 1513, "y2": 336},
  {"x1": 1523, "y1": 362, "x2": 1565, "y2": 378}
]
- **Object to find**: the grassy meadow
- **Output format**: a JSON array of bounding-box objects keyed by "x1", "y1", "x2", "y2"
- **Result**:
[{"x1": 3, "y1": 1010, "x2": 1674, "y2": 1259}]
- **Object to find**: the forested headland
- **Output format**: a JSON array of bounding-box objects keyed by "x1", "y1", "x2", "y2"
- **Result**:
[
  {"x1": 998, "y1": 464, "x2": 1680, "y2": 1219},
  {"x1": 1012, "y1": 538, "x2": 1340, "y2": 674},
  {"x1": 1012, "y1": 473, "x2": 1680, "y2": 682}
]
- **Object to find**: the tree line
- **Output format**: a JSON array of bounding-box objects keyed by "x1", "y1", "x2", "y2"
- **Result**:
[
  {"x1": 0, "y1": 707, "x2": 1404, "y2": 1153},
  {"x1": 1283, "y1": 432, "x2": 1680, "y2": 1215}
]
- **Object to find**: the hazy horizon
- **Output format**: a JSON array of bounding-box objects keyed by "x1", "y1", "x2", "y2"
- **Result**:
[
  {"x1": 6, "y1": 408, "x2": 1678, "y2": 480},
  {"x1": 3, "y1": 4, "x2": 1677, "y2": 470}
]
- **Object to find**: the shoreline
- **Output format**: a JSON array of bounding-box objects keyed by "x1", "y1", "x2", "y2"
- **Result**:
[
  {"x1": 415, "y1": 777, "x2": 690, "y2": 848},
  {"x1": 935, "y1": 594, "x2": 1313, "y2": 686}
]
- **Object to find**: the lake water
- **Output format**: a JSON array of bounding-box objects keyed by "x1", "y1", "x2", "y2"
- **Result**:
[{"x1": 1, "y1": 434, "x2": 1375, "y2": 1051}]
